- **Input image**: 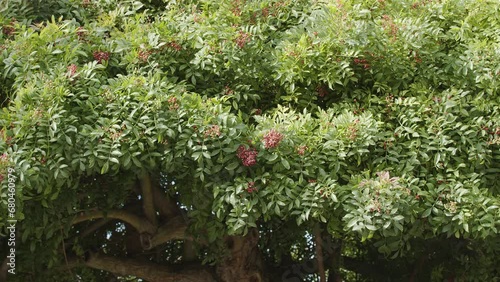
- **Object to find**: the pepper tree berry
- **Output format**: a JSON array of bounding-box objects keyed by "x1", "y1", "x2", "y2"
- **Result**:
[
  {"x1": 93, "y1": 51, "x2": 110, "y2": 64},
  {"x1": 237, "y1": 145, "x2": 258, "y2": 167},
  {"x1": 263, "y1": 129, "x2": 283, "y2": 149}
]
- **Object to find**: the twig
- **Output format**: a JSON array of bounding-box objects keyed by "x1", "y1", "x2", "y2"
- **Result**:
[{"x1": 61, "y1": 227, "x2": 74, "y2": 278}]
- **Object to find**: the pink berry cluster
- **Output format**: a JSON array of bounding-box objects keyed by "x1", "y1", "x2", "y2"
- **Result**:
[
  {"x1": 204, "y1": 125, "x2": 221, "y2": 138},
  {"x1": 167, "y1": 96, "x2": 179, "y2": 110},
  {"x1": 246, "y1": 181, "x2": 257, "y2": 193},
  {"x1": 346, "y1": 119, "x2": 360, "y2": 141},
  {"x1": 412, "y1": 50, "x2": 422, "y2": 64},
  {"x1": 224, "y1": 85, "x2": 234, "y2": 96},
  {"x1": 67, "y1": 64, "x2": 78, "y2": 77},
  {"x1": 4, "y1": 136, "x2": 13, "y2": 146},
  {"x1": 76, "y1": 27, "x2": 87, "y2": 41},
  {"x1": 93, "y1": 51, "x2": 110, "y2": 64},
  {"x1": 262, "y1": 7, "x2": 269, "y2": 17},
  {"x1": 381, "y1": 14, "x2": 398, "y2": 39},
  {"x1": 316, "y1": 84, "x2": 328, "y2": 97},
  {"x1": 235, "y1": 31, "x2": 251, "y2": 48},
  {"x1": 411, "y1": 0, "x2": 433, "y2": 9},
  {"x1": 109, "y1": 131, "x2": 122, "y2": 140},
  {"x1": 296, "y1": 145, "x2": 308, "y2": 155},
  {"x1": 2, "y1": 25, "x2": 14, "y2": 37},
  {"x1": 0, "y1": 153, "x2": 8, "y2": 182},
  {"x1": 138, "y1": 50, "x2": 152, "y2": 62},
  {"x1": 353, "y1": 58, "x2": 370, "y2": 69},
  {"x1": 263, "y1": 129, "x2": 283, "y2": 149},
  {"x1": 231, "y1": 0, "x2": 243, "y2": 16},
  {"x1": 2, "y1": 18, "x2": 16, "y2": 37},
  {"x1": 82, "y1": 0, "x2": 92, "y2": 7},
  {"x1": 237, "y1": 145, "x2": 258, "y2": 167},
  {"x1": 167, "y1": 41, "x2": 182, "y2": 51}
]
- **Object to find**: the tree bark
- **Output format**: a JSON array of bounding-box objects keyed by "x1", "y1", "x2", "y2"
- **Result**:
[
  {"x1": 84, "y1": 251, "x2": 215, "y2": 282},
  {"x1": 314, "y1": 224, "x2": 326, "y2": 282},
  {"x1": 409, "y1": 254, "x2": 426, "y2": 282},
  {"x1": 139, "y1": 173, "x2": 158, "y2": 227},
  {"x1": 150, "y1": 215, "x2": 188, "y2": 248},
  {"x1": 151, "y1": 174, "x2": 182, "y2": 219},
  {"x1": 216, "y1": 228, "x2": 265, "y2": 282},
  {"x1": 1, "y1": 257, "x2": 7, "y2": 282},
  {"x1": 327, "y1": 238, "x2": 342, "y2": 282},
  {"x1": 72, "y1": 210, "x2": 156, "y2": 234}
]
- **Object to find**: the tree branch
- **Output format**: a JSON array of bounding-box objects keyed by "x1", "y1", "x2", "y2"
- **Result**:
[
  {"x1": 151, "y1": 176, "x2": 182, "y2": 220},
  {"x1": 84, "y1": 251, "x2": 215, "y2": 282},
  {"x1": 61, "y1": 227, "x2": 74, "y2": 278},
  {"x1": 183, "y1": 239, "x2": 197, "y2": 262},
  {"x1": 139, "y1": 173, "x2": 158, "y2": 227},
  {"x1": 72, "y1": 210, "x2": 156, "y2": 234},
  {"x1": 79, "y1": 219, "x2": 112, "y2": 238},
  {"x1": 150, "y1": 216, "x2": 188, "y2": 248}
]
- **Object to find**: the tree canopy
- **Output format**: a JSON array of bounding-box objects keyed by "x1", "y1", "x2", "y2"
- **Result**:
[{"x1": 0, "y1": 0, "x2": 499, "y2": 281}]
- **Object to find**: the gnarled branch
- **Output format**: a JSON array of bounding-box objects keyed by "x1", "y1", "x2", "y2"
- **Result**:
[
  {"x1": 84, "y1": 251, "x2": 215, "y2": 282},
  {"x1": 79, "y1": 218, "x2": 112, "y2": 238},
  {"x1": 150, "y1": 216, "x2": 188, "y2": 248},
  {"x1": 72, "y1": 210, "x2": 156, "y2": 234},
  {"x1": 151, "y1": 175, "x2": 182, "y2": 220}
]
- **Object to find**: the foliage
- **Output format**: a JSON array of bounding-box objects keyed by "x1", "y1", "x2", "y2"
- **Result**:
[{"x1": 0, "y1": 0, "x2": 499, "y2": 281}]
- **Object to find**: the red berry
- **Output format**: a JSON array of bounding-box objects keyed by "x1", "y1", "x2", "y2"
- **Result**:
[
  {"x1": 93, "y1": 51, "x2": 110, "y2": 64},
  {"x1": 67, "y1": 64, "x2": 78, "y2": 77},
  {"x1": 237, "y1": 145, "x2": 258, "y2": 167},
  {"x1": 297, "y1": 145, "x2": 308, "y2": 156},
  {"x1": 263, "y1": 129, "x2": 283, "y2": 149},
  {"x1": 246, "y1": 182, "x2": 257, "y2": 193}
]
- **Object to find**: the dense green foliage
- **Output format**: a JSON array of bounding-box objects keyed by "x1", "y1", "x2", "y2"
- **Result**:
[{"x1": 1, "y1": 0, "x2": 499, "y2": 281}]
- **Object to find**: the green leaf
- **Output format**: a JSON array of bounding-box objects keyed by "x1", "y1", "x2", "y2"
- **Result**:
[
  {"x1": 226, "y1": 161, "x2": 239, "y2": 171},
  {"x1": 101, "y1": 162, "x2": 109, "y2": 174},
  {"x1": 365, "y1": 224, "x2": 377, "y2": 231},
  {"x1": 266, "y1": 154, "x2": 278, "y2": 162},
  {"x1": 281, "y1": 158, "x2": 290, "y2": 170},
  {"x1": 422, "y1": 208, "x2": 432, "y2": 218},
  {"x1": 132, "y1": 157, "x2": 142, "y2": 168},
  {"x1": 393, "y1": 215, "x2": 404, "y2": 221},
  {"x1": 203, "y1": 151, "x2": 211, "y2": 159}
]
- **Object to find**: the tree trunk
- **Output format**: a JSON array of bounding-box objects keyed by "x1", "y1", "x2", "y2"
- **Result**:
[
  {"x1": 216, "y1": 228, "x2": 265, "y2": 282},
  {"x1": 1, "y1": 257, "x2": 7, "y2": 282},
  {"x1": 327, "y1": 238, "x2": 342, "y2": 282}
]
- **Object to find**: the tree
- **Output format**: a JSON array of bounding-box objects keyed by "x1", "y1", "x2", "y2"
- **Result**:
[{"x1": 0, "y1": 0, "x2": 499, "y2": 281}]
